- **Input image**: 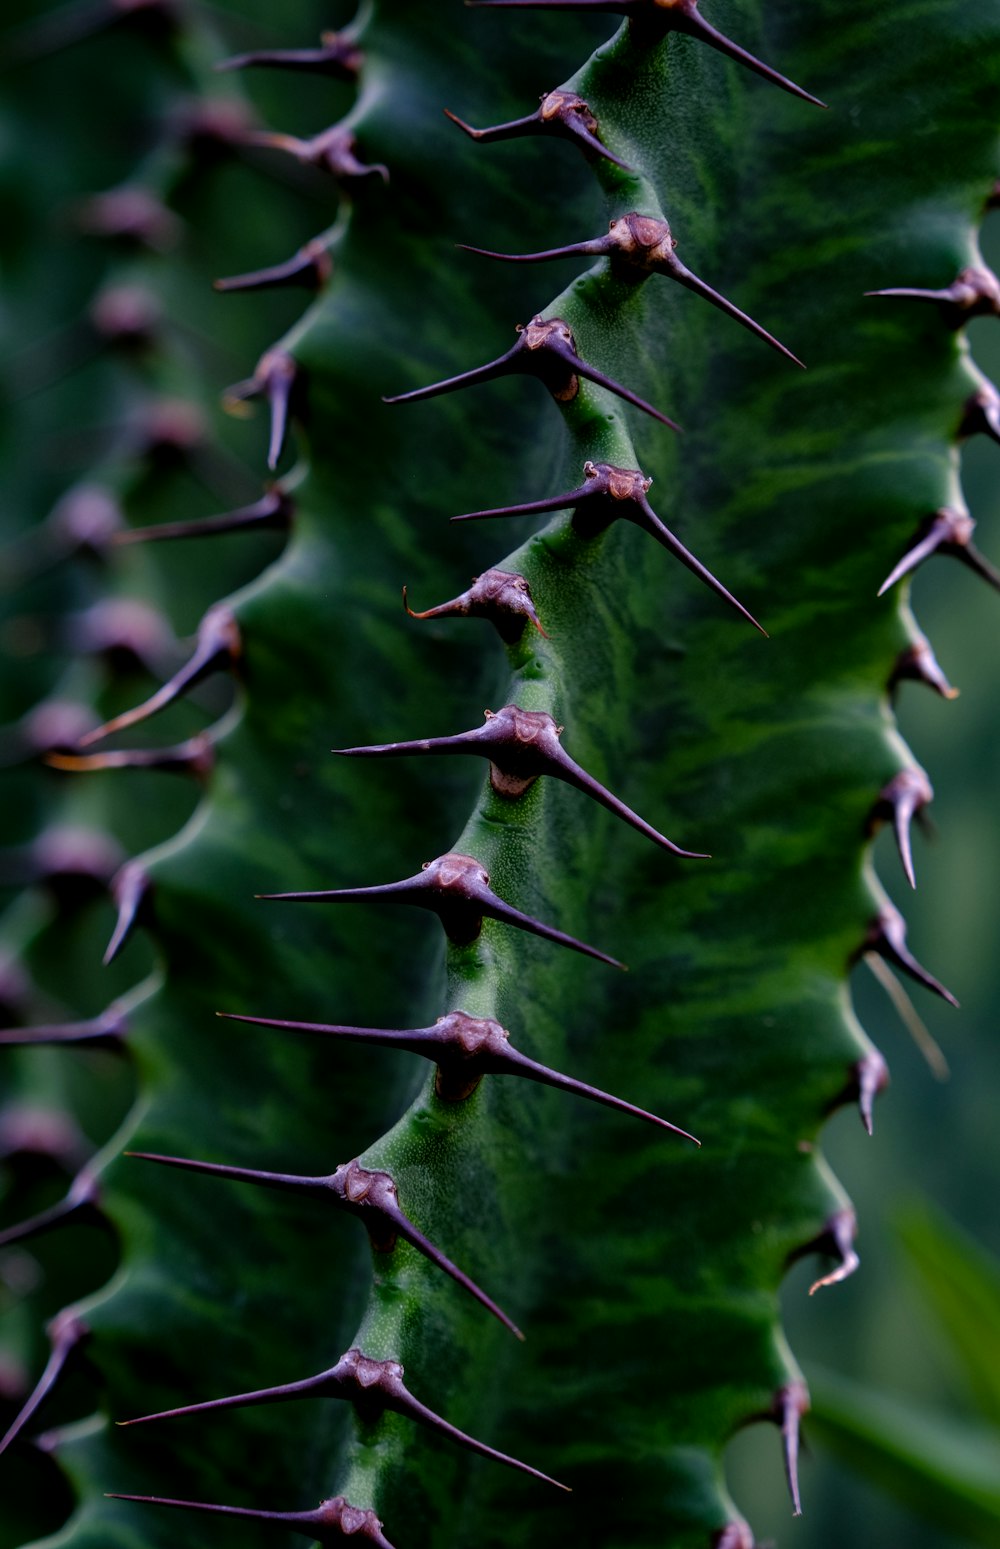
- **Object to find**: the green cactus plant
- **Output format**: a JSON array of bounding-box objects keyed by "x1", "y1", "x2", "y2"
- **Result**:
[{"x1": 2, "y1": 2, "x2": 999, "y2": 1548}]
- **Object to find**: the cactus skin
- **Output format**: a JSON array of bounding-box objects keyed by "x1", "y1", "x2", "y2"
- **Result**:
[{"x1": 2, "y1": 2, "x2": 1000, "y2": 1548}]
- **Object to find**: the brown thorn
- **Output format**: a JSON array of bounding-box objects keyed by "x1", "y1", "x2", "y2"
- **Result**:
[
  {"x1": 105, "y1": 1493, "x2": 396, "y2": 1547},
  {"x1": 860, "y1": 905, "x2": 958, "y2": 1009},
  {"x1": 887, "y1": 638, "x2": 958, "y2": 701},
  {"x1": 787, "y1": 1208, "x2": 859, "y2": 1295},
  {"x1": 865, "y1": 265, "x2": 1000, "y2": 327},
  {"x1": 103, "y1": 861, "x2": 153, "y2": 966},
  {"x1": 0, "y1": 1312, "x2": 88, "y2": 1458},
  {"x1": 443, "y1": 95, "x2": 633, "y2": 171},
  {"x1": 259, "y1": 851, "x2": 624, "y2": 967},
  {"x1": 241, "y1": 124, "x2": 388, "y2": 184},
  {"x1": 224, "y1": 350, "x2": 303, "y2": 470},
  {"x1": 215, "y1": 33, "x2": 364, "y2": 82},
  {"x1": 384, "y1": 315, "x2": 681, "y2": 431},
  {"x1": 114, "y1": 488, "x2": 293, "y2": 545},
  {"x1": 402, "y1": 571, "x2": 548, "y2": 642},
  {"x1": 332, "y1": 704, "x2": 706, "y2": 858},
  {"x1": 45, "y1": 733, "x2": 215, "y2": 782},
  {"x1": 78, "y1": 604, "x2": 240, "y2": 746},
  {"x1": 219, "y1": 1008, "x2": 697, "y2": 1140},
  {"x1": 467, "y1": 1, "x2": 825, "y2": 106}
]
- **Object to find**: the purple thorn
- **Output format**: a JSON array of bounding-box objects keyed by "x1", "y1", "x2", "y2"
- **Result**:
[
  {"x1": 403, "y1": 570, "x2": 548, "y2": 642},
  {"x1": 854, "y1": 1050, "x2": 890, "y2": 1136},
  {"x1": 259, "y1": 850, "x2": 625, "y2": 968},
  {"x1": 105, "y1": 1493, "x2": 396, "y2": 1546},
  {"x1": 467, "y1": 0, "x2": 825, "y2": 106},
  {"x1": 78, "y1": 604, "x2": 240, "y2": 747},
  {"x1": 878, "y1": 507, "x2": 1000, "y2": 596},
  {"x1": 384, "y1": 315, "x2": 681, "y2": 431},
  {"x1": 214, "y1": 240, "x2": 333, "y2": 295},
  {"x1": 219, "y1": 1008, "x2": 698, "y2": 1141},
  {"x1": 125, "y1": 1153, "x2": 523, "y2": 1337},
  {"x1": 215, "y1": 33, "x2": 364, "y2": 82},
  {"x1": 443, "y1": 92, "x2": 634, "y2": 172},
  {"x1": 865, "y1": 265, "x2": 1000, "y2": 327},
  {"x1": 787, "y1": 1208, "x2": 859, "y2": 1295},
  {"x1": 241, "y1": 125, "x2": 388, "y2": 184},
  {"x1": 114, "y1": 488, "x2": 293, "y2": 545},
  {"x1": 45, "y1": 733, "x2": 215, "y2": 782},
  {"x1": 887, "y1": 638, "x2": 958, "y2": 702},
  {"x1": 0, "y1": 1001, "x2": 127, "y2": 1049},
  {"x1": 0, "y1": 1166, "x2": 100, "y2": 1250},
  {"x1": 225, "y1": 351, "x2": 303, "y2": 471},
  {"x1": 103, "y1": 860, "x2": 152, "y2": 966},
  {"x1": 332, "y1": 703, "x2": 706, "y2": 857},
  {"x1": 862, "y1": 905, "x2": 959, "y2": 1009},
  {"x1": 775, "y1": 1381, "x2": 810, "y2": 1515},
  {"x1": 865, "y1": 768, "x2": 933, "y2": 889},
  {"x1": 0, "y1": 1312, "x2": 88, "y2": 1457}
]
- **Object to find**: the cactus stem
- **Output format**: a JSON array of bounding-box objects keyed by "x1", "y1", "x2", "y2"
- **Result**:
[
  {"x1": 466, "y1": 1, "x2": 826, "y2": 107},
  {"x1": 0, "y1": 1312, "x2": 88, "y2": 1458},
  {"x1": 218, "y1": 1008, "x2": 699, "y2": 1139},
  {"x1": 103, "y1": 861, "x2": 153, "y2": 966},
  {"x1": 454, "y1": 461, "x2": 764, "y2": 632},
  {"x1": 225, "y1": 351, "x2": 303, "y2": 471},
  {"x1": 887, "y1": 638, "x2": 959, "y2": 701},
  {"x1": 861, "y1": 905, "x2": 959, "y2": 1009},
  {"x1": 241, "y1": 126, "x2": 389, "y2": 185},
  {"x1": 215, "y1": 33, "x2": 364, "y2": 82},
  {"x1": 792, "y1": 1209, "x2": 860, "y2": 1295},
  {"x1": 105, "y1": 1493, "x2": 397, "y2": 1546},
  {"x1": 0, "y1": 1001, "x2": 128, "y2": 1048},
  {"x1": 114, "y1": 488, "x2": 294, "y2": 545},
  {"x1": 773, "y1": 1381, "x2": 809, "y2": 1516},
  {"x1": 865, "y1": 768, "x2": 933, "y2": 889},
  {"x1": 125, "y1": 1153, "x2": 524, "y2": 1337},
  {"x1": 383, "y1": 317, "x2": 681, "y2": 431},
  {"x1": 443, "y1": 95, "x2": 633, "y2": 172},
  {"x1": 403, "y1": 570, "x2": 548, "y2": 641},
  {"x1": 877, "y1": 507, "x2": 1000, "y2": 596},
  {"x1": 78, "y1": 605, "x2": 241, "y2": 746},
  {"x1": 119, "y1": 1345, "x2": 567, "y2": 1489},
  {"x1": 866, "y1": 265, "x2": 1000, "y2": 327},
  {"x1": 259, "y1": 850, "x2": 626, "y2": 967},
  {"x1": 332, "y1": 704, "x2": 707, "y2": 857},
  {"x1": 460, "y1": 214, "x2": 804, "y2": 366},
  {"x1": 214, "y1": 240, "x2": 334, "y2": 295},
  {"x1": 45, "y1": 733, "x2": 216, "y2": 781},
  {"x1": 0, "y1": 1166, "x2": 101, "y2": 1250}
]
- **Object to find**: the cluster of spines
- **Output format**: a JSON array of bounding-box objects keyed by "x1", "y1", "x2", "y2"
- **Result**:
[{"x1": 3, "y1": 2, "x2": 998, "y2": 1546}]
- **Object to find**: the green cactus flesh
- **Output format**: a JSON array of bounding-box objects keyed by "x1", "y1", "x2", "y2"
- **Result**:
[{"x1": 1, "y1": 1, "x2": 999, "y2": 1547}]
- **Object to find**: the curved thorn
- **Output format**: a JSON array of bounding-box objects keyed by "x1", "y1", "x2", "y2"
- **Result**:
[
  {"x1": 669, "y1": 257, "x2": 804, "y2": 366},
  {"x1": 888, "y1": 639, "x2": 959, "y2": 701},
  {"x1": 78, "y1": 606, "x2": 240, "y2": 746},
  {"x1": 0, "y1": 1313, "x2": 87, "y2": 1457},
  {"x1": 637, "y1": 498, "x2": 766, "y2": 633},
  {"x1": 865, "y1": 909, "x2": 958, "y2": 1009},
  {"x1": 45, "y1": 734, "x2": 214, "y2": 780},
  {"x1": 855, "y1": 1050, "x2": 890, "y2": 1135},
  {"x1": 215, "y1": 242, "x2": 332, "y2": 295},
  {"x1": 103, "y1": 862, "x2": 152, "y2": 966},
  {"x1": 0, "y1": 1169, "x2": 99, "y2": 1250},
  {"x1": 403, "y1": 572, "x2": 548, "y2": 640},
  {"x1": 775, "y1": 1382, "x2": 810, "y2": 1515},
  {"x1": 867, "y1": 769, "x2": 932, "y2": 889},
  {"x1": 0, "y1": 1003, "x2": 127, "y2": 1048},
  {"x1": 806, "y1": 1210, "x2": 859, "y2": 1296}
]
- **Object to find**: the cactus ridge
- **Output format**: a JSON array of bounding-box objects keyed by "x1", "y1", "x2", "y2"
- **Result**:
[{"x1": 1, "y1": 0, "x2": 999, "y2": 1546}]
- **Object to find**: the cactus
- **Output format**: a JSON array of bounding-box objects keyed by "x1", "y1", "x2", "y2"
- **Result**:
[{"x1": 1, "y1": 1, "x2": 999, "y2": 1547}]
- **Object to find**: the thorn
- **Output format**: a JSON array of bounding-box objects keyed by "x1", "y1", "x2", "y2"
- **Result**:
[
  {"x1": 384, "y1": 316, "x2": 680, "y2": 430},
  {"x1": 865, "y1": 265, "x2": 1000, "y2": 327},
  {"x1": 455, "y1": 460, "x2": 762, "y2": 630},
  {"x1": 219, "y1": 1008, "x2": 698, "y2": 1140},
  {"x1": 78, "y1": 604, "x2": 241, "y2": 746},
  {"x1": 241, "y1": 124, "x2": 388, "y2": 185},
  {"x1": 878, "y1": 507, "x2": 1000, "y2": 595},
  {"x1": 214, "y1": 240, "x2": 333, "y2": 295},
  {"x1": 461, "y1": 213, "x2": 803, "y2": 366},
  {"x1": 443, "y1": 91, "x2": 633, "y2": 172},
  {"x1": 960, "y1": 383, "x2": 1000, "y2": 445},
  {"x1": 45, "y1": 733, "x2": 215, "y2": 781},
  {"x1": 103, "y1": 861, "x2": 152, "y2": 965},
  {"x1": 73, "y1": 185, "x2": 182, "y2": 252},
  {"x1": 788, "y1": 1209, "x2": 859, "y2": 1295},
  {"x1": 333, "y1": 704, "x2": 705, "y2": 857},
  {"x1": 0, "y1": 1000, "x2": 128, "y2": 1049},
  {"x1": 215, "y1": 32, "x2": 364, "y2": 82},
  {"x1": 773, "y1": 1381, "x2": 810, "y2": 1515},
  {"x1": 860, "y1": 905, "x2": 958, "y2": 1009},
  {"x1": 887, "y1": 638, "x2": 958, "y2": 701},
  {"x1": 865, "y1": 768, "x2": 933, "y2": 888},
  {"x1": 120, "y1": 1345, "x2": 566, "y2": 1489},
  {"x1": 0, "y1": 1165, "x2": 100, "y2": 1250},
  {"x1": 863, "y1": 954, "x2": 950, "y2": 1080},
  {"x1": 0, "y1": 1312, "x2": 88, "y2": 1458},
  {"x1": 466, "y1": 1, "x2": 824, "y2": 106},
  {"x1": 105, "y1": 1493, "x2": 397, "y2": 1547},
  {"x1": 259, "y1": 850, "x2": 625, "y2": 967},
  {"x1": 403, "y1": 569, "x2": 547, "y2": 643},
  {"x1": 832, "y1": 1049, "x2": 890, "y2": 1135},
  {"x1": 114, "y1": 488, "x2": 294, "y2": 545},
  {"x1": 224, "y1": 350, "x2": 303, "y2": 470},
  {"x1": 126, "y1": 1153, "x2": 523, "y2": 1337},
  {"x1": 712, "y1": 1524, "x2": 754, "y2": 1549}
]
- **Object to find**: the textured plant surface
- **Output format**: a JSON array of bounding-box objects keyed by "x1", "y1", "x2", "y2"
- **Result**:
[{"x1": 2, "y1": 2, "x2": 999, "y2": 1547}]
